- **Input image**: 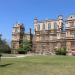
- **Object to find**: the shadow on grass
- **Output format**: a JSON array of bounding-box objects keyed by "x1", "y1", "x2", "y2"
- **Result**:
[{"x1": 0, "y1": 63, "x2": 13, "y2": 68}]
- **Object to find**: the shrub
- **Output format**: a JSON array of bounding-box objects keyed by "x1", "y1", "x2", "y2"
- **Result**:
[{"x1": 55, "y1": 47, "x2": 66, "y2": 55}]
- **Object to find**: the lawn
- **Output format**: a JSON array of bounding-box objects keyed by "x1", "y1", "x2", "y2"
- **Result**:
[{"x1": 0, "y1": 55, "x2": 75, "y2": 75}]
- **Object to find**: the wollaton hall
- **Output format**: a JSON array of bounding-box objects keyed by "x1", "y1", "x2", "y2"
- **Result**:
[{"x1": 11, "y1": 15, "x2": 75, "y2": 55}]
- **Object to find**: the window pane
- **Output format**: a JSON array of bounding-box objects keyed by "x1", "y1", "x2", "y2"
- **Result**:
[
  {"x1": 38, "y1": 24, "x2": 40, "y2": 31},
  {"x1": 48, "y1": 23, "x2": 51, "y2": 30},
  {"x1": 54, "y1": 22, "x2": 57, "y2": 29}
]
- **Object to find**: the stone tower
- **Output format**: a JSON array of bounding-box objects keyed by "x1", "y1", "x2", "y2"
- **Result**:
[
  {"x1": 66, "y1": 15, "x2": 75, "y2": 55},
  {"x1": 56, "y1": 15, "x2": 65, "y2": 49},
  {"x1": 57, "y1": 15, "x2": 63, "y2": 31},
  {"x1": 11, "y1": 23, "x2": 25, "y2": 53}
]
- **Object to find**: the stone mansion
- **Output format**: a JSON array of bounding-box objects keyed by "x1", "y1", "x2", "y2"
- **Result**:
[{"x1": 12, "y1": 15, "x2": 75, "y2": 55}]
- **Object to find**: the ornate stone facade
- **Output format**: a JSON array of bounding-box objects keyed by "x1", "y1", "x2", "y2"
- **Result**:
[
  {"x1": 66, "y1": 15, "x2": 75, "y2": 55},
  {"x1": 11, "y1": 15, "x2": 75, "y2": 55},
  {"x1": 33, "y1": 15, "x2": 75, "y2": 55},
  {"x1": 11, "y1": 23, "x2": 25, "y2": 53},
  {"x1": 11, "y1": 23, "x2": 32, "y2": 53}
]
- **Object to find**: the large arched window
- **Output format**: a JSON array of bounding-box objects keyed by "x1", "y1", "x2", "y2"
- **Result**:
[
  {"x1": 48, "y1": 23, "x2": 51, "y2": 30},
  {"x1": 37, "y1": 24, "x2": 40, "y2": 31},
  {"x1": 43, "y1": 24, "x2": 45, "y2": 30},
  {"x1": 54, "y1": 22, "x2": 57, "y2": 29}
]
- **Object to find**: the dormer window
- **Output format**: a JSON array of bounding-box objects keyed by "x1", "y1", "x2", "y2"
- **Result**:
[
  {"x1": 70, "y1": 21, "x2": 74, "y2": 27},
  {"x1": 71, "y1": 16, "x2": 72, "y2": 18}
]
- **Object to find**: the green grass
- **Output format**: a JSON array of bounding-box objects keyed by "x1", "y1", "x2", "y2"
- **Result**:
[{"x1": 0, "y1": 55, "x2": 75, "y2": 75}]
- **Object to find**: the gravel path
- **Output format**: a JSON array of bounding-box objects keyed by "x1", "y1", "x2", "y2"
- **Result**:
[{"x1": 2, "y1": 54, "x2": 34, "y2": 58}]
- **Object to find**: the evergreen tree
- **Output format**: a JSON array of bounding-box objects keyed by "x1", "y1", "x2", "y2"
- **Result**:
[
  {"x1": 17, "y1": 40, "x2": 32, "y2": 54},
  {"x1": 0, "y1": 38, "x2": 11, "y2": 54}
]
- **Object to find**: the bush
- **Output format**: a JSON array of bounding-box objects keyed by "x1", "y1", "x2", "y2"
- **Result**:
[{"x1": 55, "y1": 47, "x2": 66, "y2": 55}]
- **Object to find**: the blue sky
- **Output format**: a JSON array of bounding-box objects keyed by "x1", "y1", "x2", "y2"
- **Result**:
[{"x1": 0, "y1": 0, "x2": 75, "y2": 42}]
